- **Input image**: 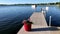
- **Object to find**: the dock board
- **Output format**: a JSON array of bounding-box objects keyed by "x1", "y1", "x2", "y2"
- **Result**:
[{"x1": 17, "y1": 12, "x2": 60, "y2": 34}]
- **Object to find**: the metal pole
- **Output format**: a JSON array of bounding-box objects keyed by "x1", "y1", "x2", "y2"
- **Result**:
[{"x1": 49, "y1": 16, "x2": 51, "y2": 27}]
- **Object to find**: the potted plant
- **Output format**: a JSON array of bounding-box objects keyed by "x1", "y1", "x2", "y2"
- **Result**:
[{"x1": 23, "y1": 20, "x2": 33, "y2": 31}]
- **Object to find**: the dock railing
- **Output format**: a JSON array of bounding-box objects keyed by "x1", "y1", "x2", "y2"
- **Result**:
[{"x1": 41, "y1": 9, "x2": 52, "y2": 27}]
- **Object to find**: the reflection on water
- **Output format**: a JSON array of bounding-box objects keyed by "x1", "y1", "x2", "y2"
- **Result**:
[
  {"x1": 57, "y1": 5, "x2": 60, "y2": 9},
  {"x1": 46, "y1": 7, "x2": 49, "y2": 11}
]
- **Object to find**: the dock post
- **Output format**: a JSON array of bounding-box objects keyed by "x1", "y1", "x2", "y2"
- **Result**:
[{"x1": 49, "y1": 16, "x2": 51, "y2": 27}]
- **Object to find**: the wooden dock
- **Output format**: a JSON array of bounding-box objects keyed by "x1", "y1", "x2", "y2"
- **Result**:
[
  {"x1": 30, "y1": 12, "x2": 47, "y2": 26},
  {"x1": 17, "y1": 12, "x2": 60, "y2": 34}
]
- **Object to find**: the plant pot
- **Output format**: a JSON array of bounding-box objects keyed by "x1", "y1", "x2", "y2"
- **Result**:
[{"x1": 23, "y1": 20, "x2": 32, "y2": 31}]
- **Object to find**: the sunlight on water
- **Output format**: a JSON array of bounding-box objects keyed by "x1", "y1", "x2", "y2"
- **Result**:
[{"x1": 46, "y1": 7, "x2": 49, "y2": 11}]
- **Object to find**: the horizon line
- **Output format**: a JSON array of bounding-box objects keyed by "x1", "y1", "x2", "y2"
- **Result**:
[{"x1": 0, "y1": 1, "x2": 59, "y2": 4}]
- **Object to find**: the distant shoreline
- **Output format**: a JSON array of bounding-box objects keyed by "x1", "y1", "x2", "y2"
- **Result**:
[{"x1": 0, "y1": 2, "x2": 60, "y2": 6}]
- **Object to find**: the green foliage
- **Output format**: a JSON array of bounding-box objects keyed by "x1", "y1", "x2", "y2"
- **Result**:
[{"x1": 26, "y1": 20, "x2": 33, "y2": 25}]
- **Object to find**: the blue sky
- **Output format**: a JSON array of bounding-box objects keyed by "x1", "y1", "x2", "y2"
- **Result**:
[{"x1": 0, "y1": 0, "x2": 59, "y2": 4}]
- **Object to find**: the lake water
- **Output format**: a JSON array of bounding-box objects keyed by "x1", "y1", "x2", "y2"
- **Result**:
[{"x1": 0, "y1": 5, "x2": 60, "y2": 34}]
